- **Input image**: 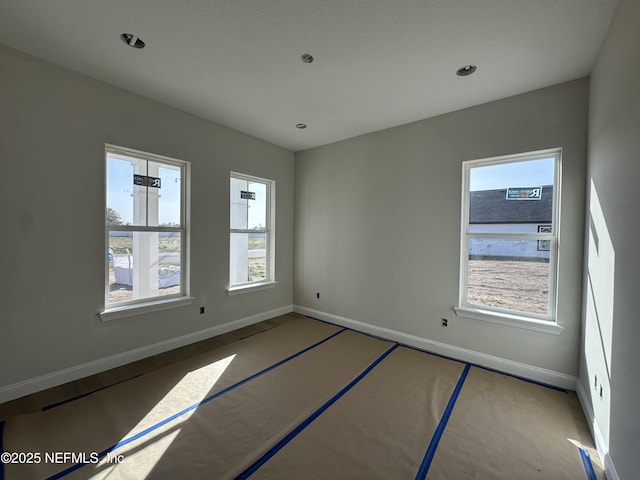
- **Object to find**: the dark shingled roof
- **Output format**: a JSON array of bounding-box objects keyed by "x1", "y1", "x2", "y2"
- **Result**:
[{"x1": 469, "y1": 185, "x2": 553, "y2": 224}]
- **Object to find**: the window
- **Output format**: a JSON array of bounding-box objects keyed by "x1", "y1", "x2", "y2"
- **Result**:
[
  {"x1": 456, "y1": 149, "x2": 561, "y2": 328},
  {"x1": 104, "y1": 145, "x2": 189, "y2": 313},
  {"x1": 229, "y1": 172, "x2": 275, "y2": 292}
]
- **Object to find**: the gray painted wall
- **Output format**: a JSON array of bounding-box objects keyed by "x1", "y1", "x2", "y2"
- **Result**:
[
  {"x1": 0, "y1": 44, "x2": 295, "y2": 390},
  {"x1": 6, "y1": 15, "x2": 635, "y2": 473},
  {"x1": 582, "y1": 0, "x2": 640, "y2": 477},
  {"x1": 294, "y1": 79, "x2": 588, "y2": 376}
]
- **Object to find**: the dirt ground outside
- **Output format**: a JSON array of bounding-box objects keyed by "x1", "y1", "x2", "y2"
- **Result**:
[
  {"x1": 107, "y1": 235, "x2": 266, "y2": 304},
  {"x1": 107, "y1": 256, "x2": 266, "y2": 304},
  {"x1": 108, "y1": 267, "x2": 180, "y2": 304},
  {"x1": 107, "y1": 256, "x2": 547, "y2": 312},
  {"x1": 466, "y1": 259, "x2": 550, "y2": 315}
]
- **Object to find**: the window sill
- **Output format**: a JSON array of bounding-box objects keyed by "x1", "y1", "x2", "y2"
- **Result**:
[
  {"x1": 227, "y1": 281, "x2": 278, "y2": 296},
  {"x1": 99, "y1": 296, "x2": 195, "y2": 322},
  {"x1": 453, "y1": 306, "x2": 563, "y2": 335}
]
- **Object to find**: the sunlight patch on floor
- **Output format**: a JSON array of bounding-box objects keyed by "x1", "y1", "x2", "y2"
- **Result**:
[{"x1": 89, "y1": 354, "x2": 236, "y2": 479}]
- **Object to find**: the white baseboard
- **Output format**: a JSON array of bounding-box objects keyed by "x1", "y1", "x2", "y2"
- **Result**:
[
  {"x1": 294, "y1": 305, "x2": 577, "y2": 391},
  {"x1": 576, "y1": 381, "x2": 619, "y2": 480},
  {"x1": 0, "y1": 304, "x2": 293, "y2": 404}
]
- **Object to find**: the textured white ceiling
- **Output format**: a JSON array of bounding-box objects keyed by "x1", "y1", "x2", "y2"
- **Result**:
[{"x1": 0, "y1": 0, "x2": 618, "y2": 151}]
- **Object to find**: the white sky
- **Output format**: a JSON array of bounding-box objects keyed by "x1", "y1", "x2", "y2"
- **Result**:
[
  {"x1": 108, "y1": 156, "x2": 268, "y2": 228},
  {"x1": 107, "y1": 156, "x2": 181, "y2": 225},
  {"x1": 108, "y1": 155, "x2": 554, "y2": 224},
  {"x1": 470, "y1": 157, "x2": 555, "y2": 191}
]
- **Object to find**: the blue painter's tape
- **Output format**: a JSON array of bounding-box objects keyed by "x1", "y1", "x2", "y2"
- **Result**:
[
  {"x1": 401, "y1": 344, "x2": 467, "y2": 365},
  {"x1": 47, "y1": 327, "x2": 347, "y2": 479},
  {"x1": 579, "y1": 448, "x2": 598, "y2": 480},
  {"x1": 473, "y1": 364, "x2": 566, "y2": 393},
  {"x1": 235, "y1": 343, "x2": 399, "y2": 479},
  {"x1": 46, "y1": 324, "x2": 293, "y2": 412},
  {"x1": 305, "y1": 316, "x2": 565, "y2": 392},
  {"x1": 307, "y1": 316, "x2": 398, "y2": 344},
  {"x1": 415, "y1": 363, "x2": 471, "y2": 480}
]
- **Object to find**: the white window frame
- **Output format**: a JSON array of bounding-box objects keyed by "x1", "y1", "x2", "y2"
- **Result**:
[
  {"x1": 228, "y1": 172, "x2": 276, "y2": 295},
  {"x1": 454, "y1": 148, "x2": 563, "y2": 334},
  {"x1": 100, "y1": 145, "x2": 192, "y2": 321}
]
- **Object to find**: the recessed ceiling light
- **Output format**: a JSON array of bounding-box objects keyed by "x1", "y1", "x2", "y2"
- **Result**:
[
  {"x1": 301, "y1": 53, "x2": 314, "y2": 64},
  {"x1": 456, "y1": 64, "x2": 477, "y2": 76},
  {"x1": 120, "y1": 33, "x2": 145, "y2": 49},
  {"x1": 296, "y1": 123, "x2": 307, "y2": 129}
]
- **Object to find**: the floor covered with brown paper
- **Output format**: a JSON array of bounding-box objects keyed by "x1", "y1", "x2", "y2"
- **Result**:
[{"x1": 1, "y1": 315, "x2": 603, "y2": 479}]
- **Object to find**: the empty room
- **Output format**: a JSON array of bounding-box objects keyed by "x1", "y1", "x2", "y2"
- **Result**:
[{"x1": 0, "y1": 0, "x2": 637, "y2": 479}]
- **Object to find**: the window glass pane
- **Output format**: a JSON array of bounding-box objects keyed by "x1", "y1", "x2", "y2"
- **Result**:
[
  {"x1": 247, "y1": 181, "x2": 266, "y2": 229},
  {"x1": 230, "y1": 232, "x2": 248, "y2": 284},
  {"x1": 230, "y1": 177, "x2": 249, "y2": 230},
  {"x1": 230, "y1": 232, "x2": 267, "y2": 284},
  {"x1": 230, "y1": 177, "x2": 267, "y2": 231},
  {"x1": 150, "y1": 161, "x2": 182, "y2": 227},
  {"x1": 467, "y1": 239, "x2": 550, "y2": 315},
  {"x1": 107, "y1": 155, "x2": 183, "y2": 228},
  {"x1": 468, "y1": 158, "x2": 554, "y2": 234},
  {"x1": 108, "y1": 231, "x2": 181, "y2": 304},
  {"x1": 106, "y1": 156, "x2": 135, "y2": 226},
  {"x1": 249, "y1": 232, "x2": 267, "y2": 282}
]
